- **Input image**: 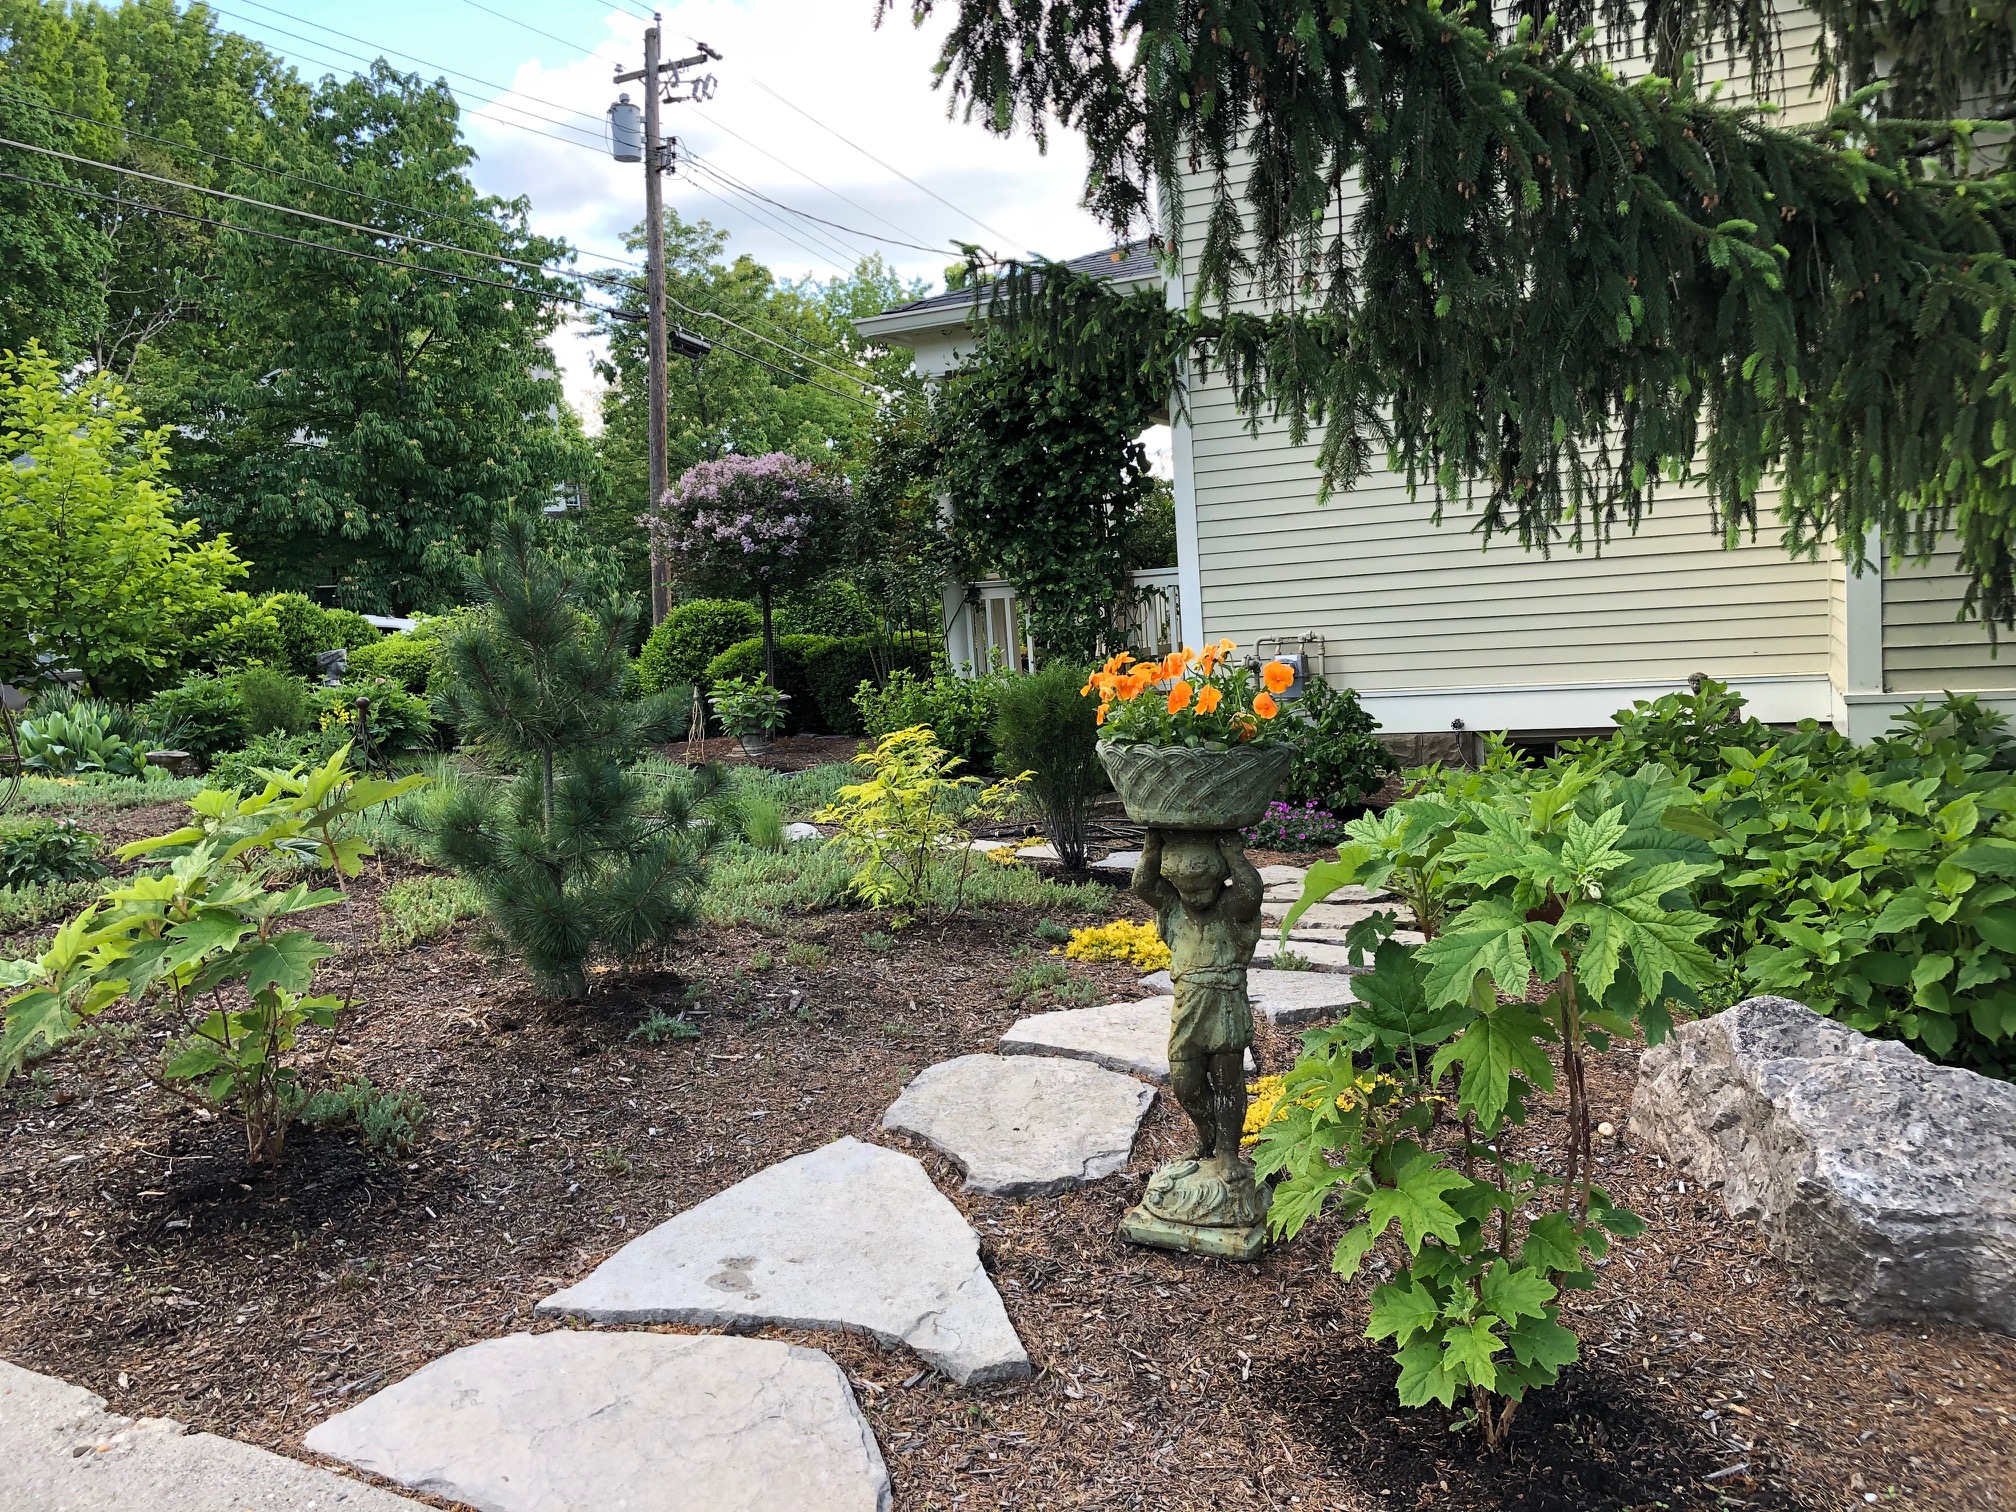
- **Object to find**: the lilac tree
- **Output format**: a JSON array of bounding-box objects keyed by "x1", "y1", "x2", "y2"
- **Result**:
[{"x1": 647, "y1": 453, "x2": 850, "y2": 686}]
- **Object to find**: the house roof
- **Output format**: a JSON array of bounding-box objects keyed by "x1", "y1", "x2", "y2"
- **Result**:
[{"x1": 854, "y1": 240, "x2": 1161, "y2": 345}]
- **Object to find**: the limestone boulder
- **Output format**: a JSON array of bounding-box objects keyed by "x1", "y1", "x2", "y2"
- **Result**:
[{"x1": 1630, "y1": 996, "x2": 2016, "y2": 1333}]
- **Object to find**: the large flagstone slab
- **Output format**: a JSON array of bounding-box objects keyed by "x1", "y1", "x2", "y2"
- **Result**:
[
  {"x1": 1137, "y1": 968, "x2": 1358, "y2": 1027},
  {"x1": 0, "y1": 1359, "x2": 426, "y2": 1511},
  {"x1": 305, "y1": 1331, "x2": 888, "y2": 1512},
  {"x1": 535, "y1": 1137, "x2": 1028, "y2": 1386},
  {"x1": 1251, "y1": 937, "x2": 1371, "y2": 973},
  {"x1": 882, "y1": 1054, "x2": 1155, "y2": 1196},
  {"x1": 1261, "y1": 898, "x2": 1411, "y2": 931}
]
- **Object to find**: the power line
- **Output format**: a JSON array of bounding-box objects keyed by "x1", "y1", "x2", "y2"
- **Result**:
[
  {"x1": 0, "y1": 133, "x2": 603, "y2": 288},
  {"x1": 0, "y1": 168, "x2": 616, "y2": 312},
  {"x1": 674, "y1": 170, "x2": 860, "y2": 276},
  {"x1": 448, "y1": 0, "x2": 598, "y2": 57},
  {"x1": 698, "y1": 110, "x2": 938, "y2": 250},
  {"x1": 681, "y1": 154, "x2": 878, "y2": 266},
  {"x1": 0, "y1": 116, "x2": 886, "y2": 389},
  {"x1": 0, "y1": 83, "x2": 614, "y2": 258},
  {"x1": 219, "y1": 0, "x2": 610, "y2": 132},
  {"x1": 682, "y1": 149, "x2": 950, "y2": 254},
  {"x1": 0, "y1": 169, "x2": 876, "y2": 409},
  {"x1": 748, "y1": 79, "x2": 1025, "y2": 253}
]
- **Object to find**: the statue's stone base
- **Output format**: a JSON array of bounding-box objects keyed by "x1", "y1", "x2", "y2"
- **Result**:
[{"x1": 1118, "y1": 1205, "x2": 1267, "y2": 1261}]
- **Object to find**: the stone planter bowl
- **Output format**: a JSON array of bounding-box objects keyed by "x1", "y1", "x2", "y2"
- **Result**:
[{"x1": 1097, "y1": 741, "x2": 1293, "y2": 831}]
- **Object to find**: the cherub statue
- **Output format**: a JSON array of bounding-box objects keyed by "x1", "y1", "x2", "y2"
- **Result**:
[{"x1": 1127, "y1": 828, "x2": 1268, "y2": 1247}]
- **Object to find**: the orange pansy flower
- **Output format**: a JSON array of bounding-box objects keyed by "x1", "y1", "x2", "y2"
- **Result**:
[
  {"x1": 1254, "y1": 691, "x2": 1279, "y2": 719},
  {"x1": 1196, "y1": 685, "x2": 1223, "y2": 714},
  {"x1": 1262, "y1": 661, "x2": 1295, "y2": 695},
  {"x1": 1095, "y1": 704, "x2": 1107, "y2": 726},
  {"x1": 1167, "y1": 680, "x2": 1194, "y2": 714}
]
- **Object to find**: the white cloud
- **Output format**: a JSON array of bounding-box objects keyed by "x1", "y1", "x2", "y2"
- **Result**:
[{"x1": 452, "y1": 3, "x2": 1117, "y2": 426}]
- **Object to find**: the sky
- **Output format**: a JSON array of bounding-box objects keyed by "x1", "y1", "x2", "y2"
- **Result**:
[{"x1": 203, "y1": 0, "x2": 1127, "y2": 429}]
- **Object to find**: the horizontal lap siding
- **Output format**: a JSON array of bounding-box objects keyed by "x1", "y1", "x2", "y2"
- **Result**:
[
  {"x1": 1177, "y1": 10, "x2": 1836, "y2": 708},
  {"x1": 1883, "y1": 550, "x2": 2013, "y2": 691}
]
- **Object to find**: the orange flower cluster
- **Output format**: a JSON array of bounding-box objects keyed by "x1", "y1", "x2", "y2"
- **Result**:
[{"x1": 1080, "y1": 642, "x2": 1295, "y2": 736}]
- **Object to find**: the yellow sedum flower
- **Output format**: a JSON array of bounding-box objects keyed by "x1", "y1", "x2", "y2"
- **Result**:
[{"x1": 1061, "y1": 918, "x2": 1171, "y2": 971}]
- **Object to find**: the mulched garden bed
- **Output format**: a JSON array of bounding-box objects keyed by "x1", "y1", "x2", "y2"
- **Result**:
[{"x1": 2, "y1": 845, "x2": 2013, "y2": 1510}]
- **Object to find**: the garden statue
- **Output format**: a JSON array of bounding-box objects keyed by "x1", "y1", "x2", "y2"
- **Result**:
[
  {"x1": 1123, "y1": 829, "x2": 1269, "y2": 1258},
  {"x1": 1089, "y1": 642, "x2": 1300, "y2": 1262}
]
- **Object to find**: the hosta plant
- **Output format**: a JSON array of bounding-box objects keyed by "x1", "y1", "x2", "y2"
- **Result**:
[
  {"x1": 0, "y1": 747, "x2": 425, "y2": 1163},
  {"x1": 1257, "y1": 766, "x2": 1717, "y2": 1449}
]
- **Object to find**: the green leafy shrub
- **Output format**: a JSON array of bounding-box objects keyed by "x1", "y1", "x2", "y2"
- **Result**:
[
  {"x1": 1283, "y1": 676, "x2": 1395, "y2": 808},
  {"x1": 774, "y1": 579, "x2": 877, "y2": 638},
  {"x1": 1670, "y1": 698, "x2": 2016, "y2": 1072},
  {"x1": 404, "y1": 521, "x2": 712, "y2": 999},
  {"x1": 232, "y1": 666, "x2": 312, "y2": 736},
  {"x1": 628, "y1": 1008, "x2": 700, "y2": 1043},
  {"x1": 344, "y1": 634, "x2": 438, "y2": 693},
  {"x1": 992, "y1": 661, "x2": 1102, "y2": 868},
  {"x1": 267, "y1": 592, "x2": 380, "y2": 677},
  {"x1": 190, "y1": 593, "x2": 286, "y2": 674},
  {"x1": 801, "y1": 635, "x2": 879, "y2": 736},
  {"x1": 142, "y1": 674, "x2": 251, "y2": 763},
  {"x1": 309, "y1": 678, "x2": 436, "y2": 758},
  {"x1": 854, "y1": 662, "x2": 1007, "y2": 770},
  {"x1": 0, "y1": 819, "x2": 106, "y2": 889},
  {"x1": 295, "y1": 1076, "x2": 426, "y2": 1158},
  {"x1": 638, "y1": 598, "x2": 762, "y2": 696},
  {"x1": 1264, "y1": 767, "x2": 1716, "y2": 1447},
  {"x1": 0, "y1": 747, "x2": 427, "y2": 1162},
  {"x1": 16, "y1": 708, "x2": 152, "y2": 777}
]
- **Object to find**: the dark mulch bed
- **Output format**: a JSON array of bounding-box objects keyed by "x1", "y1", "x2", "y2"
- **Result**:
[
  {"x1": 2, "y1": 845, "x2": 2013, "y2": 1510},
  {"x1": 663, "y1": 732, "x2": 866, "y2": 770}
]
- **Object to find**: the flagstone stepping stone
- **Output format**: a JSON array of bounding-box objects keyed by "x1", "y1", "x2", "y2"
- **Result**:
[
  {"x1": 1134, "y1": 968, "x2": 1358, "y2": 1026},
  {"x1": 999, "y1": 998, "x2": 1252, "y2": 1080},
  {"x1": 1256, "y1": 865, "x2": 1308, "y2": 886},
  {"x1": 0, "y1": 1358, "x2": 425, "y2": 1510},
  {"x1": 535, "y1": 1137, "x2": 1029, "y2": 1386},
  {"x1": 305, "y1": 1331, "x2": 889, "y2": 1512},
  {"x1": 882, "y1": 1054, "x2": 1155, "y2": 1197},
  {"x1": 1251, "y1": 937, "x2": 1371, "y2": 973},
  {"x1": 1090, "y1": 849, "x2": 1142, "y2": 876},
  {"x1": 1263, "y1": 880, "x2": 1391, "y2": 904},
  {"x1": 1261, "y1": 899, "x2": 1410, "y2": 931}
]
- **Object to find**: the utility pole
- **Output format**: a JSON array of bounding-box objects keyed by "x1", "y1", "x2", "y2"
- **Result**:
[{"x1": 611, "y1": 20, "x2": 719, "y2": 625}]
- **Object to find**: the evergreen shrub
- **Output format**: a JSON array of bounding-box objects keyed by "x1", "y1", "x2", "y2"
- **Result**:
[
  {"x1": 638, "y1": 598, "x2": 762, "y2": 696},
  {"x1": 232, "y1": 666, "x2": 312, "y2": 736},
  {"x1": 1282, "y1": 676, "x2": 1395, "y2": 809},
  {"x1": 309, "y1": 679, "x2": 435, "y2": 757},
  {"x1": 345, "y1": 634, "x2": 437, "y2": 693},
  {"x1": 406, "y1": 520, "x2": 713, "y2": 999},
  {"x1": 992, "y1": 661, "x2": 1102, "y2": 868},
  {"x1": 775, "y1": 580, "x2": 877, "y2": 638}
]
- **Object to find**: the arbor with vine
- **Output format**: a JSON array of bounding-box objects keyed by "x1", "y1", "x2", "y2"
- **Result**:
[{"x1": 934, "y1": 331, "x2": 1165, "y2": 664}]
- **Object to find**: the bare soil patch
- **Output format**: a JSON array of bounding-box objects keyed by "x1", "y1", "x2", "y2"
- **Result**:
[{"x1": 1, "y1": 855, "x2": 2012, "y2": 1510}]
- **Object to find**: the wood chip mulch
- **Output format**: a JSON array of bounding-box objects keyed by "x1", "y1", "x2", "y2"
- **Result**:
[{"x1": 1, "y1": 860, "x2": 2012, "y2": 1511}]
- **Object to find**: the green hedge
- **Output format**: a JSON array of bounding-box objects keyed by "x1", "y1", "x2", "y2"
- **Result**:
[
  {"x1": 703, "y1": 635, "x2": 827, "y2": 735},
  {"x1": 640, "y1": 599, "x2": 763, "y2": 696},
  {"x1": 345, "y1": 635, "x2": 438, "y2": 693}
]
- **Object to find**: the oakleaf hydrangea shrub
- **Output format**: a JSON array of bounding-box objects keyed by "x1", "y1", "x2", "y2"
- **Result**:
[{"x1": 1263, "y1": 767, "x2": 1716, "y2": 1448}]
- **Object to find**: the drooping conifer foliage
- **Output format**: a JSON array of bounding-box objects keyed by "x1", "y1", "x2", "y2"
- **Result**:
[
  {"x1": 408, "y1": 520, "x2": 713, "y2": 999},
  {"x1": 886, "y1": 0, "x2": 2016, "y2": 625}
]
